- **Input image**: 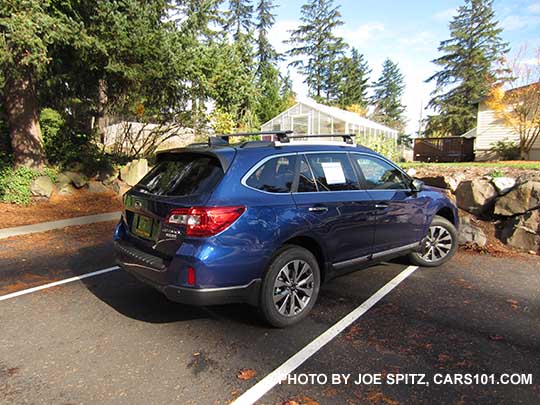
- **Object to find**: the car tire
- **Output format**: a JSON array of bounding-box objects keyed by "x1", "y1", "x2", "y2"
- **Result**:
[
  {"x1": 408, "y1": 215, "x2": 458, "y2": 267},
  {"x1": 259, "y1": 245, "x2": 321, "y2": 328}
]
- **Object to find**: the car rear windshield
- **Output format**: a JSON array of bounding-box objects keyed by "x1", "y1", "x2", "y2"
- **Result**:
[{"x1": 135, "y1": 153, "x2": 224, "y2": 197}]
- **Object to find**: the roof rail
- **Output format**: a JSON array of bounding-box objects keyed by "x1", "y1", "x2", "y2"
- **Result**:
[
  {"x1": 208, "y1": 130, "x2": 293, "y2": 146},
  {"x1": 285, "y1": 134, "x2": 355, "y2": 145}
]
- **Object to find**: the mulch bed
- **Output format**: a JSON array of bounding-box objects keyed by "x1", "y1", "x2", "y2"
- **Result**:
[{"x1": 0, "y1": 190, "x2": 123, "y2": 229}]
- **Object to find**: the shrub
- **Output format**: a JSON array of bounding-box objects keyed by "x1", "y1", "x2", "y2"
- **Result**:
[
  {"x1": 355, "y1": 134, "x2": 400, "y2": 161},
  {"x1": 0, "y1": 166, "x2": 58, "y2": 205},
  {"x1": 491, "y1": 138, "x2": 520, "y2": 160},
  {"x1": 39, "y1": 108, "x2": 102, "y2": 171},
  {"x1": 489, "y1": 169, "x2": 505, "y2": 178}
]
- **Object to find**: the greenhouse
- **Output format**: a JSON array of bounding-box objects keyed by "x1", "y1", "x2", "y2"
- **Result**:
[{"x1": 260, "y1": 97, "x2": 398, "y2": 141}]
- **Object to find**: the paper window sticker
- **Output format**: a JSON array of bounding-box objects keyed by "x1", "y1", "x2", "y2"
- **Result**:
[{"x1": 321, "y1": 162, "x2": 346, "y2": 185}]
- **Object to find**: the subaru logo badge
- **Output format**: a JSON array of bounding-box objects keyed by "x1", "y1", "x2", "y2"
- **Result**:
[{"x1": 134, "y1": 200, "x2": 142, "y2": 209}]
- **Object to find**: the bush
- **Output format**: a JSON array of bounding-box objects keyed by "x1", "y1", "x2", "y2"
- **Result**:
[
  {"x1": 0, "y1": 166, "x2": 58, "y2": 205},
  {"x1": 40, "y1": 108, "x2": 100, "y2": 170},
  {"x1": 491, "y1": 138, "x2": 520, "y2": 160},
  {"x1": 355, "y1": 134, "x2": 400, "y2": 161}
]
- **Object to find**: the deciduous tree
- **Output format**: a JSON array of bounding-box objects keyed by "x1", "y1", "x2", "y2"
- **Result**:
[{"x1": 486, "y1": 51, "x2": 540, "y2": 159}]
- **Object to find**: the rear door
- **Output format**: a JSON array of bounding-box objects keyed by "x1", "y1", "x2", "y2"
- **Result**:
[
  {"x1": 352, "y1": 153, "x2": 427, "y2": 252},
  {"x1": 123, "y1": 152, "x2": 227, "y2": 257},
  {"x1": 292, "y1": 152, "x2": 376, "y2": 265}
]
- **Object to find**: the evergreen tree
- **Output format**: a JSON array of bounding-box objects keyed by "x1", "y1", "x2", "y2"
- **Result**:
[
  {"x1": 255, "y1": 0, "x2": 278, "y2": 73},
  {"x1": 210, "y1": 37, "x2": 259, "y2": 129},
  {"x1": 425, "y1": 0, "x2": 508, "y2": 136},
  {"x1": 337, "y1": 48, "x2": 371, "y2": 108},
  {"x1": 286, "y1": 0, "x2": 347, "y2": 102},
  {"x1": 370, "y1": 59, "x2": 407, "y2": 133},
  {"x1": 226, "y1": 0, "x2": 254, "y2": 40},
  {"x1": 0, "y1": 0, "x2": 76, "y2": 167},
  {"x1": 175, "y1": 0, "x2": 225, "y2": 133}
]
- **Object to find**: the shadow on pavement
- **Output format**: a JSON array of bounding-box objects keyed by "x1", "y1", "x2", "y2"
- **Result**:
[{"x1": 73, "y1": 244, "x2": 264, "y2": 327}]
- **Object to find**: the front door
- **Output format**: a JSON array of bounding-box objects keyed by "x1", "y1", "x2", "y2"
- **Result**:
[
  {"x1": 292, "y1": 153, "x2": 376, "y2": 264},
  {"x1": 352, "y1": 154, "x2": 427, "y2": 253}
]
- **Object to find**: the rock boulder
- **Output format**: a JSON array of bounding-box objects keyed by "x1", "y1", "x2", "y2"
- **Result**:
[
  {"x1": 494, "y1": 181, "x2": 540, "y2": 216},
  {"x1": 457, "y1": 217, "x2": 487, "y2": 247},
  {"x1": 455, "y1": 179, "x2": 497, "y2": 216},
  {"x1": 500, "y1": 210, "x2": 540, "y2": 252},
  {"x1": 491, "y1": 177, "x2": 516, "y2": 195},
  {"x1": 120, "y1": 159, "x2": 148, "y2": 186},
  {"x1": 63, "y1": 171, "x2": 88, "y2": 188},
  {"x1": 30, "y1": 176, "x2": 54, "y2": 198},
  {"x1": 87, "y1": 181, "x2": 109, "y2": 193}
]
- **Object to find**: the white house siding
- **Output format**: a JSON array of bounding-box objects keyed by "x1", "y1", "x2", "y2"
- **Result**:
[{"x1": 475, "y1": 101, "x2": 540, "y2": 161}]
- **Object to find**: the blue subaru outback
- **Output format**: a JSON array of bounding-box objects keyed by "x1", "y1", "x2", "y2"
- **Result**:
[{"x1": 114, "y1": 132, "x2": 458, "y2": 327}]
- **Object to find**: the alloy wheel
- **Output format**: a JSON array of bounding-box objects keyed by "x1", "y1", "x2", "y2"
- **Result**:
[
  {"x1": 420, "y1": 225, "x2": 453, "y2": 263},
  {"x1": 273, "y1": 260, "x2": 314, "y2": 317}
]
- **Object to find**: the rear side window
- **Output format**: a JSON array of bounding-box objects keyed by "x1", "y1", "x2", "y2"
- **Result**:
[
  {"x1": 306, "y1": 153, "x2": 360, "y2": 191},
  {"x1": 354, "y1": 155, "x2": 409, "y2": 190},
  {"x1": 246, "y1": 155, "x2": 296, "y2": 193},
  {"x1": 135, "y1": 154, "x2": 224, "y2": 196}
]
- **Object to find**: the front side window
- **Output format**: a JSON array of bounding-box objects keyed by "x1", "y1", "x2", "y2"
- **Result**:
[
  {"x1": 354, "y1": 155, "x2": 409, "y2": 190},
  {"x1": 246, "y1": 155, "x2": 296, "y2": 193},
  {"x1": 297, "y1": 155, "x2": 317, "y2": 192},
  {"x1": 305, "y1": 153, "x2": 360, "y2": 191}
]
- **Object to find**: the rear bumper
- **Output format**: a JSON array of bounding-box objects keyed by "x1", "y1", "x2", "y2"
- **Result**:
[{"x1": 114, "y1": 241, "x2": 261, "y2": 306}]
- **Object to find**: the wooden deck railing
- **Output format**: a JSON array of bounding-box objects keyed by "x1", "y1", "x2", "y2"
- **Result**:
[{"x1": 413, "y1": 137, "x2": 474, "y2": 162}]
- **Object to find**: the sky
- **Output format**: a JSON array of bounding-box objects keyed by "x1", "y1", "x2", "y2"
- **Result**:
[{"x1": 268, "y1": 0, "x2": 540, "y2": 134}]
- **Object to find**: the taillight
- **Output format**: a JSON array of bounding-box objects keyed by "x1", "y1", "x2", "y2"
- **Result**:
[{"x1": 165, "y1": 206, "x2": 246, "y2": 237}]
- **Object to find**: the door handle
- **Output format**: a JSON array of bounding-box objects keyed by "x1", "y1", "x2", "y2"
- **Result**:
[
  {"x1": 375, "y1": 203, "x2": 389, "y2": 209},
  {"x1": 308, "y1": 206, "x2": 328, "y2": 213}
]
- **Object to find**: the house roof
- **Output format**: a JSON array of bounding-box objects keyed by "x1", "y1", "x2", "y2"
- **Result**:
[{"x1": 262, "y1": 96, "x2": 398, "y2": 134}]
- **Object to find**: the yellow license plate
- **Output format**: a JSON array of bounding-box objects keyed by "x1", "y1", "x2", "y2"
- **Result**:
[{"x1": 134, "y1": 215, "x2": 153, "y2": 238}]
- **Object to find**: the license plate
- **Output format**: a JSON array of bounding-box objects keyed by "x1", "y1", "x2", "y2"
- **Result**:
[{"x1": 134, "y1": 215, "x2": 153, "y2": 238}]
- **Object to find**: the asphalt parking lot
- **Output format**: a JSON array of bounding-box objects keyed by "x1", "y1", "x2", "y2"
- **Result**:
[{"x1": 1, "y1": 222, "x2": 539, "y2": 404}]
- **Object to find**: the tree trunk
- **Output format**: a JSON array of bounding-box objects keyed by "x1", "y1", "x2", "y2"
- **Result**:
[
  {"x1": 96, "y1": 78, "x2": 108, "y2": 143},
  {"x1": 4, "y1": 67, "x2": 46, "y2": 169}
]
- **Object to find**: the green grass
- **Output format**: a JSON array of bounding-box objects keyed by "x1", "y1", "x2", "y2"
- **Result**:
[{"x1": 400, "y1": 161, "x2": 540, "y2": 170}]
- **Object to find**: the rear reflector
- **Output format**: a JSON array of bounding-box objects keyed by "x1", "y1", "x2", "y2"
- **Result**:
[
  {"x1": 165, "y1": 206, "x2": 246, "y2": 237},
  {"x1": 187, "y1": 267, "x2": 196, "y2": 286}
]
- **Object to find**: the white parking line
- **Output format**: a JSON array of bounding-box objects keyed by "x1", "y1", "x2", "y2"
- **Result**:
[
  {"x1": 0, "y1": 266, "x2": 120, "y2": 302},
  {"x1": 232, "y1": 265, "x2": 419, "y2": 405}
]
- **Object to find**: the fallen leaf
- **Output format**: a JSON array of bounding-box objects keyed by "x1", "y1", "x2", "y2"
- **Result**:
[
  {"x1": 489, "y1": 334, "x2": 504, "y2": 341},
  {"x1": 506, "y1": 299, "x2": 519, "y2": 309},
  {"x1": 322, "y1": 387, "x2": 337, "y2": 397},
  {"x1": 237, "y1": 368, "x2": 257, "y2": 381},
  {"x1": 293, "y1": 395, "x2": 319, "y2": 405},
  {"x1": 438, "y1": 353, "x2": 451, "y2": 362},
  {"x1": 366, "y1": 390, "x2": 399, "y2": 405}
]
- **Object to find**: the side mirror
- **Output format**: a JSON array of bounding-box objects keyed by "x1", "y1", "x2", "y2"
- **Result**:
[{"x1": 411, "y1": 179, "x2": 424, "y2": 192}]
